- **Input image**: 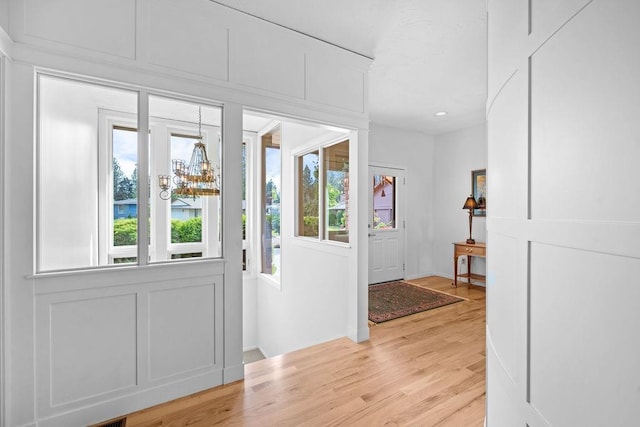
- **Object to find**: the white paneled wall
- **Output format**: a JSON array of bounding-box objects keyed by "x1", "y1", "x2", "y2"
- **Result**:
[
  {"x1": 32, "y1": 265, "x2": 224, "y2": 426},
  {"x1": 2, "y1": 0, "x2": 370, "y2": 426},
  {"x1": 9, "y1": 0, "x2": 370, "y2": 116},
  {"x1": 487, "y1": 0, "x2": 640, "y2": 425}
]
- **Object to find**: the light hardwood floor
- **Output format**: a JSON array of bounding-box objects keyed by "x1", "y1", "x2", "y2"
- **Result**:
[{"x1": 126, "y1": 276, "x2": 486, "y2": 426}]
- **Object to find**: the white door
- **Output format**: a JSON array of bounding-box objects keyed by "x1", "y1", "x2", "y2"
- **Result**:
[{"x1": 368, "y1": 166, "x2": 405, "y2": 284}]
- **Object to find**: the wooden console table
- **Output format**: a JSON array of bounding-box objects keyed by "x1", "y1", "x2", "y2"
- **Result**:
[{"x1": 452, "y1": 242, "x2": 486, "y2": 287}]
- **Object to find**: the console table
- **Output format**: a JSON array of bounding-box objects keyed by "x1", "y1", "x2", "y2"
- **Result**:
[{"x1": 452, "y1": 242, "x2": 486, "y2": 287}]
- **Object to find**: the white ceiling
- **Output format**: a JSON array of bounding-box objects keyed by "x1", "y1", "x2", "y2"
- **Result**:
[{"x1": 212, "y1": 0, "x2": 487, "y2": 135}]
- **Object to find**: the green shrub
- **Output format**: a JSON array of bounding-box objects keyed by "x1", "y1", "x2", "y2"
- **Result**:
[
  {"x1": 113, "y1": 218, "x2": 137, "y2": 246},
  {"x1": 303, "y1": 216, "x2": 319, "y2": 236},
  {"x1": 171, "y1": 217, "x2": 202, "y2": 243}
]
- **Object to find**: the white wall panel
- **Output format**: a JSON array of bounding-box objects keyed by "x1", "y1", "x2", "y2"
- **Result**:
[
  {"x1": 24, "y1": 0, "x2": 136, "y2": 59},
  {"x1": 257, "y1": 244, "x2": 350, "y2": 358},
  {"x1": 530, "y1": 1, "x2": 640, "y2": 222},
  {"x1": 487, "y1": 71, "x2": 527, "y2": 220},
  {"x1": 486, "y1": 233, "x2": 522, "y2": 386},
  {"x1": 530, "y1": 0, "x2": 591, "y2": 40},
  {"x1": 529, "y1": 243, "x2": 640, "y2": 426},
  {"x1": 229, "y1": 23, "x2": 305, "y2": 99},
  {"x1": 49, "y1": 294, "x2": 137, "y2": 405},
  {"x1": 486, "y1": 345, "x2": 522, "y2": 426},
  {"x1": 148, "y1": 283, "x2": 218, "y2": 380},
  {"x1": 146, "y1": 0, "x2": 229, "y2": 81},
  {"x1": 487, "y1": 0, "x2": 640, "y2": 425},
  {"x1": 486, "y1": 0, "x2": 526, "y2": 108},
  {"x1": 306, "y1": 55, "x2": 365, "y2": 113}
]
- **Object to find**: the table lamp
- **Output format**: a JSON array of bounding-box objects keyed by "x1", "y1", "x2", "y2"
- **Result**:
[{"x1": 463, "y1": 195, "x2": 479, "y2": 244}]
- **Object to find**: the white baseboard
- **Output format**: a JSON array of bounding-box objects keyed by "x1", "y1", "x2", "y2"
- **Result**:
[
  {"x1": 223, "y1": 364, "x2": 244, "y2": 384},
  {"x1": 36, "y1": 370, "x2": 223, "y2": 427}
]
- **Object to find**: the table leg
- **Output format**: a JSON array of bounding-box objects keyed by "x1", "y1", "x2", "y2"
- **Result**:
[
  {"x1": 467, "y1": 254, "x2": 471, "y2": 285},
  {"x1": 452, "y1": 254, "x2": 458, "y2": 287}
]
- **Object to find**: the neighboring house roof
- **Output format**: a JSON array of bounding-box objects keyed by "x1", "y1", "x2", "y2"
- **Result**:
[
  {"x1": 373, "y1": 176, "x2": 393, "y2": 193},
  {"x1": 114, "y1": 198, "x2": 137, "y2": 205},
  {"x1": 329, "y1": 202, "x2": 346, "y2": 210},
  {"x1": 171, "y1": 198, "x2": 203, "y2": 209}
]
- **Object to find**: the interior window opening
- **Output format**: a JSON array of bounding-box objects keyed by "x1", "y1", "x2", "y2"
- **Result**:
[
  {"x1": 260, "y1": 126, "x2": 281, "y2": 277},
  {"x1": 36, "y1": 73, "x2": 223, "y2": 272}
]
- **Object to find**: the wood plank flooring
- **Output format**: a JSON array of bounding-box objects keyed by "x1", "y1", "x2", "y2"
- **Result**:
[{"x1": 126, "y1": 276, "x2": 486, "y2": 426}]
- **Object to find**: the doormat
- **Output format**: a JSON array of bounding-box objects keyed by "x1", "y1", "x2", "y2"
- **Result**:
[{"x1": 368, "y1": 281, "x2": 464, "y2": 323}]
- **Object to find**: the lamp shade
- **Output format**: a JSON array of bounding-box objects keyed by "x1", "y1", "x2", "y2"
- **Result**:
[{"x1": 463, "y1": 195, "x2": 478, "y2": 210}]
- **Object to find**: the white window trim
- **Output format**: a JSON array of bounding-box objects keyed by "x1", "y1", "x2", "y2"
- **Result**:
[
  {"x1": 292, "y1": 135, "x2": 350, "y2": 246},
  {"x1": 98, "y1": 110, "x2": 221, "y2": 265},
  {"x1": 242, "y1": 132, "x2": 257, "y2": 277},
  {"x1": 257, "y1": 121, "x2": 282, "y2": 286}
]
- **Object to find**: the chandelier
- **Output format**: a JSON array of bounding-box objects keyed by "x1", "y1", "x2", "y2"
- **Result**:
[{"x1": 159, "y1": 106, "x2": 220, "y2": 200}]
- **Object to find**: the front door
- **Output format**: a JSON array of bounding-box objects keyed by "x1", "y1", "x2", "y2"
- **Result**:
[{"x1": 368, "y1": 166, "x2": 405, "y2": 284}]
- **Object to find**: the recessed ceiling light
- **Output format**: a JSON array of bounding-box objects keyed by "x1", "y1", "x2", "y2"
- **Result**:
[{"x1": 434, "y1": 111, "x2": 448, "y2": 117}]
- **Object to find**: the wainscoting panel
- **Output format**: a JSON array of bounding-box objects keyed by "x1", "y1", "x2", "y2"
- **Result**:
[
  {"x1": 145, "y1": 0, "x2": 229, "y2": 81},
  {"x1": 23, "y1": 0, "x2": 136, "y2": 59},
  {"x1": 228, "y1": 21, "x2": 306, "y2": 100},
  {"x1": 148, "y1": 282, "x2": 219, "y2": 381},
  {"x1": 486, "y1": 68, "x2": 527, "y2": 220},
  {"x1": 529, "y1": 243, "x2": 640, "y2": 426},
  {"x1": 486, "y1": 233, "x2": 522, "y2": 387},
  {"x1": 34, "y1": 264, "x2": 225, "y2": 425},
  {"x1": 486, "y1": 0, "x2": 526, "y2": 107},
  {"x1": 49, "y1": 293, "x2": 137, "y2": 406},
  {"x1": 529, "y1": 0, "x2": 640, "y2": 222},
  {"x1": 306, "y1": 52, "x2": 365, "y2": 113}
]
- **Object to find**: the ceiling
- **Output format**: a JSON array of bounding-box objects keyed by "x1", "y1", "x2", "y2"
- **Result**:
[{"x1": 212, "y1": 0, "x2": 487, "y2": 135}]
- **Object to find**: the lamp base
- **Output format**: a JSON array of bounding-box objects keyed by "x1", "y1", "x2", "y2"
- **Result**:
[{"x1": 466, "y1": 238, "x2": 476, "y2": 244}]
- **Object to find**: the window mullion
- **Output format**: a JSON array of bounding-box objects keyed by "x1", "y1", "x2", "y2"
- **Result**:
[
  {"x1": 137, "y1": 92, "x2": 150, "y2": 265},
  {"x1": 318, "y1": 149, "x2": 325, "y2": 241}
]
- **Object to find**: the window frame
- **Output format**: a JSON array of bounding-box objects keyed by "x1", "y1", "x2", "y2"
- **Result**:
[
  {"x1": 35, "y1": 71, "x2": 226, "y2": 273},
  {"x1": 259, "y1": 122, "x2": 282, "y2": 284},
  {"x1": 296, "y1": 149, "x2": 320, "y2": 239},
  {"x1": 293, "y1": 137, "x2": 350, "y2": 245},
  {"x1": 99, "y1": 111, "x2": 221, "y2": 265}
]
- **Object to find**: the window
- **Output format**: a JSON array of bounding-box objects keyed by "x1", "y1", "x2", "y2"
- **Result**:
[
  {"x1": 261, "y1": 126, "x2": 281, "y2": 277},
  {"x1": 241, "y1": 141, "x2": 248, "y2": 271},
  {"x1": 37, "y1": 74, "x2": 223, "y2": 272},
  {"x1": 38, "y1": 75, "x2": 138, "y2": 271},
  {"x1": 111, "y1": 126, "x2": 138, "y2": 263},
  {"x1": 324, "y1": 140, "x2": 349, "y2": 242},
  {"x1": 373, "y1": 175, "x2": 396, "y2": 229},
  {"x1": 295, "y1": 139, "x2": 349, "y2": 244},
  {"x1": 297, "y1": 151, "x2": 319, "y2": 238},
  {"x1": 148, "y1": 96, "x2": 221, "y2": 263}
]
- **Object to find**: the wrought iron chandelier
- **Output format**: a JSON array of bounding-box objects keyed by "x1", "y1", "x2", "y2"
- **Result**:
[{"x1": 159, "y1": 106, "x2": 220, "y2": 200}]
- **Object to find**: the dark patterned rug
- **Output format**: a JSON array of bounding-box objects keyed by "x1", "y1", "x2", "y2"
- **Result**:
[{"x1": 368, "y1": 281, "x2": 464, "y2": 323}]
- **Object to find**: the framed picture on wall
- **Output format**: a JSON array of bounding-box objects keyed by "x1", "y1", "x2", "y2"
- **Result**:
[{"x1": 471, "y1": 169, "x2": 486, "y2": 217}]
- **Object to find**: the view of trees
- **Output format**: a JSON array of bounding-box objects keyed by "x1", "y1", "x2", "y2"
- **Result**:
[
  {"x1": 299, "y1": 154, "x2": 347, "y2": 235},
  {"x1": 265, "y1": 178, "x2": 281, "y2": 236},
  {"x1": 300, "y1": 157, "x2": 319, "y2": 235},
  {"x1": 113, "y1": 158, "x2": 137, "y2": 201},
  {"x1": 326, "y1": 169, "x2": 346, "y2": 230}
]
